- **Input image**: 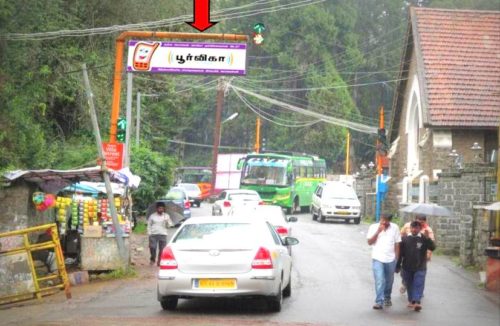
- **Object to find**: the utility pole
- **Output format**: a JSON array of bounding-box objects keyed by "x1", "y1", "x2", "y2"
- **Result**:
[
  {"x1": 345, "y1": 131, "x2": 350, "y2": 175},
  {"x1": 254, "y1": 117, "x2": 261, "y2": 153},
  {"x1": 81, "y1": 64, "x2": 128, "y2": 266},
  {"x1": 124, "y1": 73, "x2": 133, "y2": 167},
  {"x1": 211, "y1": 78, "x2": 225, "y2": 196},
  {"x1": 136, "y1": 92, "x2": 141, "y2": 146},
  {"x1": 375, "y1": 105, "x2": 386, "y2": 222}
]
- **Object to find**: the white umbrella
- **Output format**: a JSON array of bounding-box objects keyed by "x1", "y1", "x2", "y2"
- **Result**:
[
  {"x1": 483, "y1": 202, "x2": 500, "y2": 211},
  {"x1": 400, "y1": 203, "x2": 452, "y2": 217}
]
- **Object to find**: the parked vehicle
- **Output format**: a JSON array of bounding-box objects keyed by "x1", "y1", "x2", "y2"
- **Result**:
[
  {"x1": 177, "y1": 183, "x2": 202, "y2": 207},
  {"x1": 147, "y1": 187, "x2": 191, "y2": 224},
  {"x1": 311, "y1": 181, "x2": 361, "y2": 224},
  {"x1": 175, "y1": 167, "x2": 212, "y2": 201},
  {"x1": 239, "y1": 152, "x2": 326, "y2": 213},
  {"x1": 212, "y1": 189, "x2": 263, "y2": 216},
  {"x1": 156, "y1": 216, "x2": 299, "y2": 312}
]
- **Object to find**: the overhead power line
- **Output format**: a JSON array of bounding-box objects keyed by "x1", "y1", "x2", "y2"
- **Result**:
[
  {"x1": 229, "y1": 84, "x2": 378, "y2": 135},
  {"x1": 3, "y1": 0, "x2": 325, "y2": 41}
]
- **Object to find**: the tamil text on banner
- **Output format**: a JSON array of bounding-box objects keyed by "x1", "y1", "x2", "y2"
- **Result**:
[
  {"x1": 101, "y1": 142, "x2": 124, "y2": 171},
  {"x1": 126, "y1": 41, "x2": 247, "y2": 76}
]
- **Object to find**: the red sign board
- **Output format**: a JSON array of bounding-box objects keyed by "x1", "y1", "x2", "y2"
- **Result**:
[{"x1": 101, "y1": 142, "x2": 124, "y2": 171}]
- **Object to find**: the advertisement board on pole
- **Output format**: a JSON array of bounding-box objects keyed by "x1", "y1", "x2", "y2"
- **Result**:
[
  {"x1": 101, "y1": 142, "x2": 124, "y2": 171},
  {"x1": 126, "y1": 41, "x2": 247, "y2": 76}
]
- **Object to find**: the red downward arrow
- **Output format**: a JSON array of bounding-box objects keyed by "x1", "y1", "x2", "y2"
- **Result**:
[{"x1": 187, "y1": 0, "x2": 218, "y2": 32}]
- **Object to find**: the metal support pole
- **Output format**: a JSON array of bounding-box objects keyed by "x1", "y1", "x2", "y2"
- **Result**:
[
  {"x1": 124, "y1": 73, "x2": 133, "y2": 167},
  {"x1": 254, "y1": 117, "x2": 261, "y2": 153},
  {"x1": 136, "y1": 92, "x2": 141, "y2": 146},
  {"x1": 82, "y1": 64, "x2": 128, "y2": 266},
  {"x1": 211, "y1": 78, "x2": 225, "y2": 196},
  {"x1": 346, "y1": 131, "x2": 350, "y2": 175}
]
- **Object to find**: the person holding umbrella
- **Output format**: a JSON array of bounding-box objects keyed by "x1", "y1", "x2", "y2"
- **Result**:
[
  {"x1": 396, "y1": 220, "x2": 436, "y2": 311},
  {"x1": 399, "y1": 214, "x2": 435, "y2": 294}
]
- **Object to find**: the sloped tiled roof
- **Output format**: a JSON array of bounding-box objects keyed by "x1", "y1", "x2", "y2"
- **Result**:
[{"x1": 412, "y1": 7, "x2": 500, "y2": 127}]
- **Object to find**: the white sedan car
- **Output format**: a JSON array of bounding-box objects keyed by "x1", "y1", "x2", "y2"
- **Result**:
[
  {"x1": 212, "y1": 189, "x2": 263, "y2": 216},
  {"x1": 157, "y1": 216, "x2": 299, "y2": 312},
  {"x1": 229, "y1": 205, "x2": 297, "y2": 239}
]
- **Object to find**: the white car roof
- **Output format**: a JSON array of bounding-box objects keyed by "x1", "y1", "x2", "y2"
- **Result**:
[
  {"x1": 181, "y1": 215, "x2": 264, "y2": 225},
  {"x1": 224, "y1": 189, "x2": 259, "y2": 195}
]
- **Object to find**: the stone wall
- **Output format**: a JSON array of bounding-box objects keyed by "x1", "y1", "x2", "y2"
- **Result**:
[
  {"x1": 459, "y1": 207, "x2": 493, "y2": 267},
  {"x1": 437, "y1": 164, "x2": 496, "y2": 256},
  {"x1": 354, "y1": 173, "x2": 376, "y2": 218}
]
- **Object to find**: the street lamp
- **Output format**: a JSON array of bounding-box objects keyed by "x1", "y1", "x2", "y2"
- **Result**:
[
  {"x1": 219, "y1": 112, "x2": 239, "y2": 147},
  {"x1": 471, "y1": 142, "x2": 482, "y2": 163}
]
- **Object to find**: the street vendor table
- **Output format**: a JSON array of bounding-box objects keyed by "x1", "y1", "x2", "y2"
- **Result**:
[{"x1": 80, "y1": 236, "x2": 130, "y2": 271}]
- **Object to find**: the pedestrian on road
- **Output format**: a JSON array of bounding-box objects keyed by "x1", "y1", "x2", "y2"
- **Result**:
[
  {"x1": 367, "y1": 213, "x2": 401, "y2": 310},
  {"x1": 147, "y1": 202, "x2": 174, "y2": 266},
  {"x1": 396, "y1": 220, "x2": 436, "y2": 312},
  {"x1": 399, "y1": 214, "x2": 435, "y2": 294}
]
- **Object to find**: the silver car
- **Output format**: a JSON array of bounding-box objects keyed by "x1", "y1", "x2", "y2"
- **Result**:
[{"x1": 157, "y1": 216, "x2": 299, "y2": 312}]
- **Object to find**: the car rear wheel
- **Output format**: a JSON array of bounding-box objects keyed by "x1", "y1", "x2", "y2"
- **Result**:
[
  {"x1": 267, "y1": 283, "x2": 283, "y2": 312},
  {"x1": 283, "y1": 276, "x2": 292, "y2": 298},
  {"x1": 160, "y1": 296, "x2": 178, "y2": 310}
]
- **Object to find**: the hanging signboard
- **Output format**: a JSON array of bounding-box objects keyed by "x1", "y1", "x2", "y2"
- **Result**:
[
  {"x1": 101, "y1": 142, "x2": 124, "y2": 171},
  {"x1": 126, "y1": 40, "x2": 247, "y2": 76}
]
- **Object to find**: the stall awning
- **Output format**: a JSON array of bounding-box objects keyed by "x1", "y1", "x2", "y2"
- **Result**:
[{"x1": 3, "y1": 167, "x2": 103, "y2": 193}]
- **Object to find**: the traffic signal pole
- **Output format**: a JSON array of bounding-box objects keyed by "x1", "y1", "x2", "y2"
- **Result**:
[
  {"x1": 375, "y1": 106, "x2": 385, "y2": 222},
  {"x1": 109, "y1": 31, "x2": 248, "y2": 143}
]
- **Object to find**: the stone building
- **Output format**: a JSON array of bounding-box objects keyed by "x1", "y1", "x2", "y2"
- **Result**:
[{"x1": 387, "y1": 7, "x2": 500, "y2": 209}]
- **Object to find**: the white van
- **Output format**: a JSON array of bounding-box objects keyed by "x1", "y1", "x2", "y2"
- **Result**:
[{"x1": 310, "y1": 181, "x2": 361, "y2": 224}]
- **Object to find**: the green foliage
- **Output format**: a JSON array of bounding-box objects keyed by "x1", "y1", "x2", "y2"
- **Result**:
[
  {"x1": 129, "y1": 144, "x2": 177, "y2": 212},
  {"x1": 133, "y1": 220, "x2": 148, "y2": 235}
]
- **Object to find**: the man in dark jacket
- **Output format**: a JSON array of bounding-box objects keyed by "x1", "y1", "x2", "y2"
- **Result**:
[{"x1": 396, "y1": 220, "x2": 436, "y2": 312}]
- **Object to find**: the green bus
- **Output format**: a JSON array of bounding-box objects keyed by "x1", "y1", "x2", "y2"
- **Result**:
[{"x1": 239, "y1": 153, "x2": 326, "y2": 213}]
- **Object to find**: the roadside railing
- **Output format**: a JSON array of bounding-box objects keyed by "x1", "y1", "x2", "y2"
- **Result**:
[{"x1": 0, "y1": 223, "x2": 71, "y2": 305}]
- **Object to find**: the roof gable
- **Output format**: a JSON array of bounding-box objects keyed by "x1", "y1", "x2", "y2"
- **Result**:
[{"x1": 412, "y1": 7, "x2": 500, "y2": 128}]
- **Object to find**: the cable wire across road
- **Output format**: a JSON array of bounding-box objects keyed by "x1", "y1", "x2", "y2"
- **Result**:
[{"x1": 229, "y1": 84, "x2": 378, "y2": 135}]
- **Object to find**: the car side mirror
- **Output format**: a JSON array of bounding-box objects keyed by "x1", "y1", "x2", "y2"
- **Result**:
[
  {"x1": 283, "y1": 237, "x2": 299, "y2": 246},
  {"x1": 288, "y1": 216, "x2": 298, "y2": 223}
]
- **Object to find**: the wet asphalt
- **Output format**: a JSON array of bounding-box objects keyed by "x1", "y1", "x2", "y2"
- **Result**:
[{"x1": 1, "y1": 203, "x2": 499, "y2": 326}]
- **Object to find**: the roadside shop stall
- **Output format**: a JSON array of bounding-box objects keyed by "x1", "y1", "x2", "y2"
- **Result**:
[{"x1": 1, "y1": 167, "x2": 138, "y2": 272}]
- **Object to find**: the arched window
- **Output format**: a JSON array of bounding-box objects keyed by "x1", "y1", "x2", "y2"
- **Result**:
[{"x1": 405, "y1": 75, "x2": 422, "y2": 176}]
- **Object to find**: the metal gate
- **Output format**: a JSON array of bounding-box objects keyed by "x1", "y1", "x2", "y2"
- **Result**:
[{"x1": 0, "y1": 223, "x2": 71, "y2": 305}]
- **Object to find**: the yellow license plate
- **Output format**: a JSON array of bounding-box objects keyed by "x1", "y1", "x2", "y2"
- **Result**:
[
  {"x1": 336, "y1": 211, "x2": 350, "y2": 215},
  {"x1": 195, "y1": 278, "x2": 237, "y2": 289}
]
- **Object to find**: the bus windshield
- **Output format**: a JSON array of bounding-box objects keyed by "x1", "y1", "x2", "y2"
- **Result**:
[{"x1": 241, "y1": 158, "x2": 289, "y2": 186}]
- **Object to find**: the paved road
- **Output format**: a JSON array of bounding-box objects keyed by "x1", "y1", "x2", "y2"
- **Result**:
[{"x1": 1, "y1": 203, "x2": 499, "y2": 326}]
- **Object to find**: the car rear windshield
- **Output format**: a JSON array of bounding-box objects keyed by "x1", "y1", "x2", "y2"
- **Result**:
[
  {"x1": 173, "y1": 223, "x2": 259, "y2": 247},
  {"x1": 228, "y1": 193, "x2": 260, "y2": 201},
  {"x1": 180, "y1": 184, "x2": 199, "y2": 191},
  {"x1": 165, "y1": 189, "x2": 184, "y2": 200}
]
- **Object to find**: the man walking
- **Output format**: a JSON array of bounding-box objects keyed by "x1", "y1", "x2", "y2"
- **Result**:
[
  {"x1": 147, "y1": 202, "x2": 174, "y2": 266},
  {"x1": 396, "y1": 220, "x2": 435, "y2": 311},
  {"x1": 367, "y1": 213, "x2": 401, "y2": 310},
  {"x1": 400, "y1": 214, "x2": 435, "y2": 293}
]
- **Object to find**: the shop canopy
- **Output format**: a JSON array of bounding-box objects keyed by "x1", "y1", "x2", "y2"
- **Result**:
[{"x1": 3, "y1": 166, "x2": 139, "y2": 194}]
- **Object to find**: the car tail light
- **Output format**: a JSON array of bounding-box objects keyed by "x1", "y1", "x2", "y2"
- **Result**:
[
  {"x1": 184, "y1": 200, "x2": 190, "y2": 209},
  {"x1": 258, "y1": 201, "x2": 264, "y2": 205},
  {"x1": 252, "y1": 247, "x2": 273, "y2": 269},
  {"x1": 275, "y1": 226, "x2": 288, "y2": 236},
  {"x1": 159, "y1": 247, "x2": 178, "y2": 270},
  {"x1": 223, "y1": 201, "x2": 231, "y2": 207}
]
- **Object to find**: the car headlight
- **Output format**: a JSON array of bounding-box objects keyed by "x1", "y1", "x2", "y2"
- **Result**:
[{"x1": 353, "y1": 206, "x2": 360, "y2": 210}]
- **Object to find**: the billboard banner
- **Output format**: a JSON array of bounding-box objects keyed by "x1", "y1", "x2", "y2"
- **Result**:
[{"x1": 127, "y1": 40, "x2": 247, "y2": 76}]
